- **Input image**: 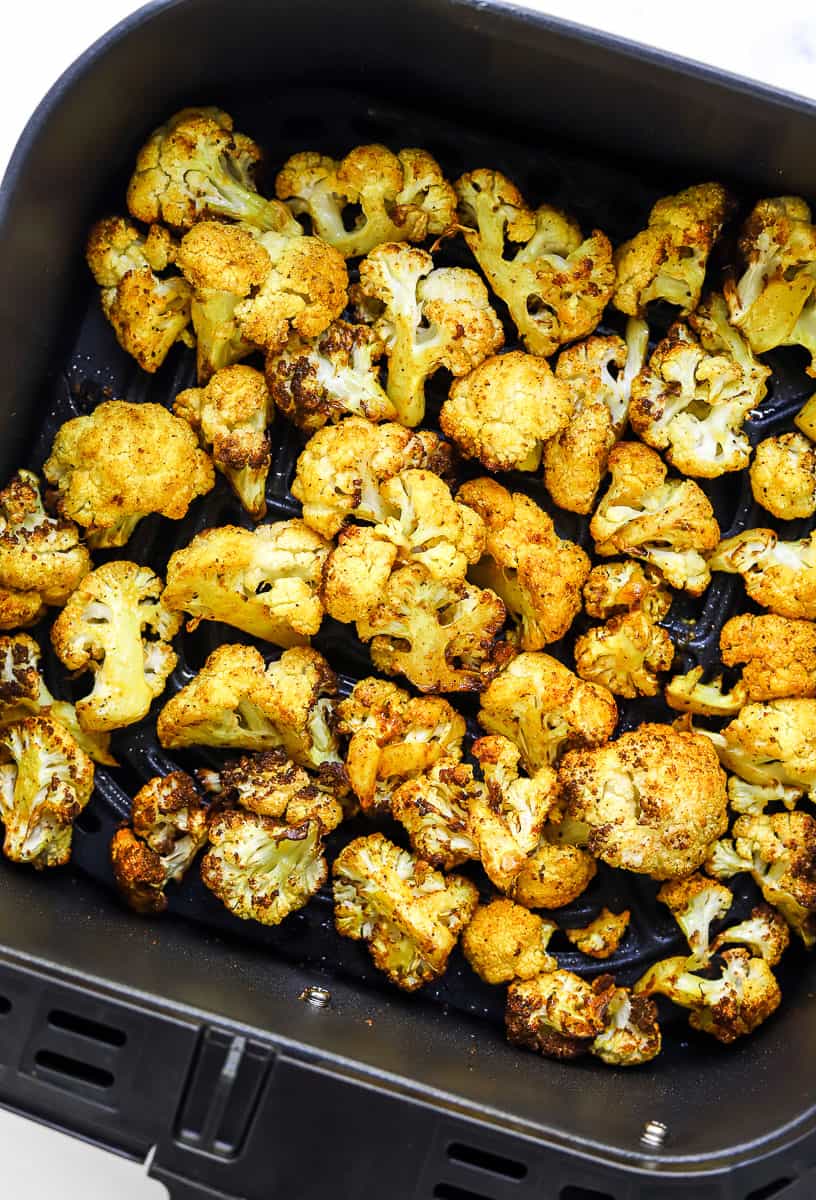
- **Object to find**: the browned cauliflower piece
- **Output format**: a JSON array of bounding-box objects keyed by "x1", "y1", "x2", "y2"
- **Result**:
[
  {"x1": 656, "y1": 873, "x2": 734, "y2": 964},
  {"x1": 749, "y1": 433, "x2": 816, "y2": 520},
  {"x1": 560, "y1": 723, "x2": 728, "y2": 879},
  {"x1": 197, "y1": 748, "x2": 344, "y2": 834},
  {"x1": 43, "y1": 400, "x2": 214, "y2": 549},
  {"x1": 457, "y1": 478, "x2": 589, "y2": 651},
  {"x1": 796, "y1": 394, "x2": 816, "y2": 440},
  {"x1": 590, "y1": 986, "x2": 662, "y2": 1066},
  {"x1": 664, "y1": 668, "x2": 748, "y2": 718},
  {"x1": 506, "y1": 970, "x2": 617, "y2": 1060},
  {"x1": 711, "y1": 904, "x2": 791, "y2": 966},
  {"x1": 564, "y1": 909, "x2": 631, "y2": 959},
  {"x1": 275, "y1": 144, "x2": 456, "y2": 258},
  {"x1": 613, "y1": 183, "x2": 734, "y2": 316},
  {"x1": 0, "y1": 470, "x2": 91, "y2": 630},
  {"x1": 589, "y1": 442, "x2": 720, "y2": 595},
  {"x1": 699, "y1": 699, "x2": 816, "y2": 805},
  {"x1": 353, "y1": 242, "x2": 504, "y2": 426},
  {"x1": 720, "y1": 613, "x2": 816, "y2": 701},
  {"x1": 173, "y1": 365, "x2": 273, "y2": 519},
  {"x1": 333, "y1": 832, "x2": 478, "y2": 991},
  {"x1": 542, "y1": 320, "x2": 649, "y2": 514},
  {"x1": 583, "y1": 561, "x2": 672, "y2": 623},
  {"x1": 455, "y1": 169, "x2": 615, "y2": 355},
  {"x1": 708, "y1": 529, "x2": 816, "y2": 620},
  {"x1": 510, "y1": 834, "x2": 598, "y2": 910},
  {"x1": 461, "y1": 898, "x2": 557, "y2": 984},
  {"x1": 391, "y1": 758, "x2": 481, "y2": 871},
  {"x1": 574, "y1": 611, "x2": 674, "y2": 699},
  {"x1": 439, "y1": 352, "x2": 572, "y2": 473}
]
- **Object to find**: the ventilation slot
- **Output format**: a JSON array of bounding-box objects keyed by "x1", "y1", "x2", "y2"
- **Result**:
[
  {"x1": 447, "y1": 1144, "x2": 527, "y2": 1181},
  {"x1": 49, "y1": 1009, "x2": 126, "y2": 1047},
  {"x1": 560, "y1": 1189, "x2": 615, "y2": 1200},
  {"x1": 746, "y1": 1181, "x2": 794, "y2": 1200},
  {"x1": 0, "y1": 996, "x2": 11, "y2": 1016},
  {"x1": 34, "y1": 1049, "x2": 114, "y2": 1090}
]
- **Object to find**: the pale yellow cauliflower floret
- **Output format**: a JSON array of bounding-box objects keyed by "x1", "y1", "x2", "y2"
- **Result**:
[
  {"x1": 462, "y1": 899, "x2": 557, "y2": 984},
  {"x1": 564, "y1": 908, "x2": 631, "y2": 959},
  {"x1": 795, "y1": 395, "x2": 816, "y2": 441},
  {"x1": 702, "y1": 699, "x2": 816, "y2": 802},
  {"x1": 583, "y1": 561, "x2": 672, "y2": 623},
  {"x1": 720, "y1": 613, "x2": 816, "y2": 700},
  {"x1": 750, "y1": 433, "x2": 816, "y2": 520},
  {"x1": 708, "y1": 529, "x2": 816, "y2": 620},
  {"x1": 574, "y1": 611, "x2": 674, "y2": 698}
]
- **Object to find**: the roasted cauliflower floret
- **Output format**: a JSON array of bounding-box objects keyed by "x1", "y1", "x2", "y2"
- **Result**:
[
  {"x1": 574, "y1": 611, "x2": 674, "y2": 699},
  {"x1": 291, "y1": 416, "x2": 454, "y2": 539},
  {"x1": 727, "y1": 777, "x2": 802, "y2": 817},
  {"x1": 506, "y1": 970, "x2": 617, "y2": 1060},
  {"x1": 0, "y1": 715, "x2": 93, "y2": 868},
  {"x1": 333, "y1": 833, "x2": 478, "y2": 991},
  {"x1": 0, "y1": 470, "x2": 91, "y2": 629},
  {"x1": 458, "y1": 478, "x2": 589, "y2": 651},
  {"x1": 590, "y1": 986, "x2": 662, "y2": 1066},
  {"x1": 720, "y1": 613, "x2": 816, "y2": 701},
  {"x1": 664, "y1": 668, "x2": 748, "y2": 717},
  {"x1": 372, "y1": 470, "x2": 485, "y2": 582},
  {"x1": 156, "y1": 644, "x2": 340, "y2": 769},
  {"x1": 613, "y1": 183, "x2": 733, "y2": 317},
  {"x1": 656, "y1": 873, "x2": 733, "y2": 964},
  {"x1": 564, "y1": 908, "x2": 631, "y2": 959},
  {"x1": 197, "y1": 748, "x2": 343, "y2": 834},
  {"x1": 510, "y1": 832, "x2": 598, "y2": 910},
  {"x1": 750, "y1": 433, "x2": 816, "y2": 520},
  {"x1": 455, "y1": 169, "x2": 615, "y2": 355},
  {"x1": 173, "y1": 365, "x2": 273, "y2": 519},
  {"x1": 711, "y1": 903, "x2": 791, "y2": 967},
  {"x1": 440, "y1": 351, "x2": 572, "y2": 473},
  {"x1": 708, "y1": 529, "x2": 816, "y2": 620},
  {"x1": 51, "y1": 562, "x2": 180, "y2": 732},
  {"x1": 583, "y1": 560, "x2": 672, "y2": 623},
  {"x1": 560, "y1": 723, "x2": 728, "y2": 880},
  {"x1": 163, "y1": 521, "x2": 330, "y2": 648},
  {"x1": 478, "y1": 653, "x2": 617, "y2": 772},
  {"x1": 391, "y1": 758, "x2": 480, "y2": 871},
  {"x1": 462, "y1": 899, "x2": 557, "y2": 984},
  {"x1": 44, "y1": 400, "x2": 214, "y2": 549},
  {"x1": 795, "y1": 394, "x2": 816, "y2": 440},
  {"x1": 542, "y1": 321, "x2": 649, "y2": 514},
  {"x1": 589, "y1": 442, "x2": 720, "y2": 594},
  {"x1": 275, "y1": 144, "x2": 456, "y2": 258},
  {"x1": 336, "y1": 677, "x2": 465, "y2": 813},
  {"x1": 354, "y1": 242, "x2": 504, "y2": 426},
  {"x1": 111, "y1": 771, "x2": 208, "y2": 914},
  {"x1": 701, "y1": 699, "x2": 816, "y2": 801}
]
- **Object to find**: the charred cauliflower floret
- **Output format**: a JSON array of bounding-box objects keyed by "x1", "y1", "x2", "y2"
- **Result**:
[
  {"x1": 0, "y1": 470, "x2": 91, "y2": 630},
  {"x1": 656, "y1": 873, "x2": 734, "y2": 964},
  {"x1": 560, "y1": 724, "x2": 728, "y2": 880},
  {"x1": 291, "y1": 416, "x2": 454, "y2": 540},
  {"x1": 457, "y1": 478, "x2": 589, "y2": 651},
  {"x1": 111, "y1": 771, "x2": 208, "y2": 914},
  {"x1": 708, "y1": 529, "x2": 816, "y2": 620},
  {"x1": 336, "y1": 677, "x2": 465, "y2": 813},
  {"x1": 564, "y1": 909, "x2": 631, "y2": 959},
  {"x1": 354, "y1": 242, "x2": 504, "y2": 426},
  {"x1": 613, "y1": 183, "x2": 733, "y2": 317},
  {"x1": 635, "y1": 947, "x2": 780, "y2": 1043},
  {"x1": 749, "y1": 433, "x2": 816, "y2": 520},
  {"x1": 664, "y1": 668, "x2": 748, "y2": 718},
  {"x1": 574, "y1": 611, "x2": 674, "y2": 699},
  {"x1": 711, "y1": 903, "x2": 791, "y2": 966},
  {"x1": 700, "y1": 699, "x2": 816, "y2": 801},
  {"x1": 455, "y1": 169, "x2": 615, "y2": 356},
  {"x1": 590, "y1": 986, "x2": 662, "y2": 1066},
  {"x1": 440, "y1": 351, "x2": 572, "y2": 473},
  {"x1": 44, "y1": 400, "x2": 214, "y2": 549},
  {"x1": 510, "y1": 832, "x2": 598, "y2": 910},
  {"x1": 583, "y1": 560, "x2": 672, "y2": 623},
  {"x1": 589, "y1": 442, "x2": 720, "y2": 594},
  {"x1": 265, "y1": 320, "x2": 394, "y2": 432},
  {"x1": 51, "y1": 562, "x2": 180, "y2": 732},
  {"x1": 86, "y1": 216, "x2": 194, "y2": 372},
  {"x1": 720, "y1": 613, "x2": 816, "y2": 700},
  {"x1": 275, "y1": 144, "x2": 456, "y2": 258},
  {"x1": 629, "y1": 294, "x2": 770, "y2": 478},
  {"x1": 542, "y1": 320, "x2": 649, "y2": 514},
  {"x1": 156, "y1": 644, "x2": 339, "y2": 768},
  {"x1": 163, "y1": 521, "x2": 330, "y2": 648},
  {"x1": 795, "y1": 394, "x2": 816, "y2": 440},
  {"x1": 506, "y1": 970, "x2": 617, "y2": 1060},
  {"x1": 478, "y1": 653, "x2": 617, "y2": 772},
  {"x1": 461, "y1": 898, "x2": 557, "y2": 984},
  {"x1": 173, "y1": 365, "x2": 273, "y2": 519},
  {"x1": 391, "y1": 758, "x2": 480, "y2": 871},
  {"x1": 0, "y1": 715, "x2": 93, "y2": 868},
  {"x1": 333, "y1": 833, "x2": 478, "y2": 991},
  {"x1": 197, "y1": 748, "x2": 344, "y2": 834}
]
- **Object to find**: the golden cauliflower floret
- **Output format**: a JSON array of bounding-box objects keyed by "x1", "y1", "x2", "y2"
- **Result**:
[
  {"x1": 590, "y1": 986, "x2": 662, "y2": 1066},
  {"x1": 43, "y1": 400, "x2": 214, "y2": 549},
  {"x1": 320, "y1": 526, "x2": 398, "y2": 625},
  {"x1": 560, "y1": 723, "x2": 728, "y2": 879},
  {"x1": 458, "y1": 478, "x2": 589, "y2": 652},
  {"x1": 709, "y1": 529, "x2": 816, "y2": 620},
  {"x1": 795, "y1": 394, "x2": 816, "y2": 441},
  {"x1": 455, "y1": 169, "x2": 615, "y2": 356},
  {"x1": 589, "y1": 441, "x2": 720, "y2": 595},
  {"x1": 440, "y1": 351, "x2": 572, "y2": 473},
  {"x1": 613, "y1": 182, "x2": 734, "y2": 317},
  {"x1": 711, "y1": 903, "x2": 791, "y2": 967},
  {"x1": 0, "y1": 470, "x2": 91, "y2": 629},
  {"x1": 353, "y1": 242, "x2": 504, "y2": 427},
  {"x1": 478, "y1": 652, "x2": 617, "y2": 773},
  {"x1": 574, "y1": 611, "x2": 674, "y2": 699},
  {"x1": 542, "y1": 320, "x2": 649, "y2": 514},
  {"x1": 703, "y1": 699, "x2": 816, "y2": 801},
  {"x1": 720, "y1": 613, "x2": 816, "y2": 701},
  {"x1": 333, "y1": 832, "x2": 478, "y2": 991},
  {"x1": 564, "y1": 908, "x2": 631, "y2": 959},
  {"x1": 275, "y1": 144, "x2": 456, "y2": 258},
  {"x1": 506, "y1": 970, "x2": 618, "y2": 1060},
  {"x1": 750, "y1": 433, "x2": 816, "y2": 520},
  {"x1": 163, "y1": 521, "x2": 330, "y2": 648},
  {"x1": 291, "y1": 416, "x2": 454, "y2": 539},
  {"x1": 336, "y1": 677, "x2": 465, "y2": 813},
  {"x1": 656, "y1": 872, "x2": 734, "y2": 963},
  {"x1": 583, "y1": 561, "x2": 672, "y2": 623},
  {"x1": 0, "y1": 715, "x2": 94, "y2": 869},
  {"x1": 173, "y1": 364, "x2": 273, "y2": 519},
  {"x1": 51, "y1": 562, "x2": 180, "y2": 733},
  {"x1": 462, "y1": 899, "x2": 557, "y2": 984},
  {"x1": 156, "y1": 644, "x2": 340, "y2": 769},
  {"x1": 725, "y1": 812, "x2": 816, "y2": 945},
  {"x1": 197, "y1": 748, "x2": 344, "y2": 834},
  {"x1": 510, "y1": 834, "x2": 598, "y2": 910},
  {"x1": 664, "y1": 668, "x2": 748, "y2": 718},
  {"x1": 472, "y1": 735, "x2": 560, "y2": 853},
  {"x1": 391, "y1": 758, "x2": 480, "y2": 871}
]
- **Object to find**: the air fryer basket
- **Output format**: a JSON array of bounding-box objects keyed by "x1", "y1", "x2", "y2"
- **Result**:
[{"x1": 3, "y1": 4, "x2": 816, "y2": 1198}]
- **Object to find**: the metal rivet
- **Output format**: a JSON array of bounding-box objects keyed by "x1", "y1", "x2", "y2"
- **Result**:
[
  {"x1": 640, "y1": 1120, "x2": 668, "y2": 1149},
  {"x1": 300, "y1": 986, "x2": 331, "y2": 1009}
]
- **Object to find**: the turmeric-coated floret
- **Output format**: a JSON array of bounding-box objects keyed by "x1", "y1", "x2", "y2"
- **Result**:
[
  {"x1": 656, "y1": 873, "x2": 733, "y2": 964},
  {"x1": 709, "y1": 529, "x2": 816, "y2": 620},
  {"x1": 613, "y1": 183, "x2": 734, "y2": 317},
  {"x1": 354, "y1": 242, "x2": 504, "y2": 426},
  {"x1": 173, "y1": 365, "x2": 273, "y2": 519},
  {"x1": 506, "y1": 970, "x2": 617, "y2": 1060},
  {"x1": 711, "y1": 904, "x2": 791, "y2": 967},
  {"x1": 795, "y1": 394, "x2": 816, "y2": 441},
  {"x1": 440, "y1": 352, "x2": 572, "y2": 473},
  {"x1": 564, "y1": 909, "x2": 631, "y2": 959},
  {"x1": 510, "y1": 834, "x2": 598, "y2": 910},
  {"x1": 333, "y1": 833, "x2": 478, "y2": 991},
  {"x1": 700, "y1": 699, "x2": 816, "y2": 803},
  {"x1": 455, "y1": 169, "x2": 615, "y2": 356},
  {"x1": 198, "y1": 748, "x2": 344, "y2": 834},
  {"x1": 391, "y1": 758, "x2": 480, "y2": 871},
  {"x1": 720, "y1": 613, "x2": 816, "y2": 700},
  {"x1": 462, "y1": 899, "x2": 557, "y2": 984},
  {"x1": 749, "y1": 433, "x2": 816, "y2": 520},
  {"x1": 664, "y1": 668, "x2": 748, "y2": 718},
  {"x1": 590, "y1": 987, "x2": 662, "y2": 1066},
  {"x1": 583, "y1": 561, "x2": 672, "y2": 623},
  {"x1": 471, "y1": 735, "x2": 561, "y2": 882},
  {"x1": 276, "y1": 144, "x2": 456, "y2": 258},
  {"x1": 574, "y1": 611, "x2": 674, "y2": 699}
]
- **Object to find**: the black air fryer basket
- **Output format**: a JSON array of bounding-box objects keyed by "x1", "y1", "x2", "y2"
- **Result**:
[{"x1": 2, "y1": 3, "x2": 816, "y2": 1197}]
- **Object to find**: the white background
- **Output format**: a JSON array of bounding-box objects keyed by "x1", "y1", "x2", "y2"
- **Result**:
[{"x1": 1, "y1": 1, "x2": 814, "y2": 1196}]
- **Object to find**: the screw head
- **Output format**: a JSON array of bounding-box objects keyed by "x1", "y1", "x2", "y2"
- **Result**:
[
  {"x1": 301, "y1": 985, "x2": 331, "y2": 1009},
  {"x1": 640, "y1": 1120, "x2": 668, "y2": 1149}
]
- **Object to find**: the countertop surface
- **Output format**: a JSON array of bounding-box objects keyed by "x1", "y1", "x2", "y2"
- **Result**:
[{"x1": 1, "y1": 1, "x2": 814, "y2": 1196}]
